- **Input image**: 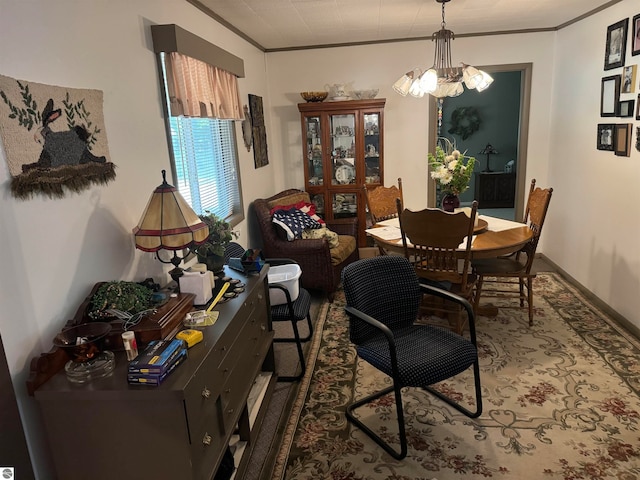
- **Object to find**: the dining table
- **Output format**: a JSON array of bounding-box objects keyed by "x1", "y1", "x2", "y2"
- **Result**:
[
  {"x1": 365, "y1": 214, "x2": 533, "y2": 259},
  {"x1": 365, "y1": 214, "x2": 533, "y2": 318}
]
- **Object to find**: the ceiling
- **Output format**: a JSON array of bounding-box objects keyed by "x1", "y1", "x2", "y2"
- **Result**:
[{"x1": 187, "y1": 0, "x2": 620, "y2": 51}]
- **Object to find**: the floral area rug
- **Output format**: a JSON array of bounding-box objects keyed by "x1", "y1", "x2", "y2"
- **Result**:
[{"x1": 271, "y1": 273, "x2": 640, "y2": 480}]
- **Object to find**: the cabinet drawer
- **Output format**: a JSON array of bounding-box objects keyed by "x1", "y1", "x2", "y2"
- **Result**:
[
  {"x1": 189, "y1": 402, "x2": 226, "y2": 480},
  {"x1": 183, "y1": 355, "x2": 224, "y2": 438}
]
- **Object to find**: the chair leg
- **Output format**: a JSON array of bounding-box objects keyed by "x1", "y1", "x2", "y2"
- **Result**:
[
  {"x1": 473, "y1": 275, "x2": 484, "y2": 316},
  {"x1": 527, "y1": 276, "x2": 534, "y2": 326},
  {"x1": 519, "y1": 278, "x2": 525, "y2": 308},
  {"x1": 346, "y1": 383, "x2": 408, "y2": 460},
  {"x1": 423, "y1": 358, "x2": 483, "y2": 419},
  {"x1": 275, "y1": 314, "x2": 310, "y2": 382}
]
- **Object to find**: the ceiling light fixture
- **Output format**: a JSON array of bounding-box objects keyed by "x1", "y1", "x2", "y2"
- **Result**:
[{"x1": 392, "y1": 0, "x2": 493, "y2": 99}]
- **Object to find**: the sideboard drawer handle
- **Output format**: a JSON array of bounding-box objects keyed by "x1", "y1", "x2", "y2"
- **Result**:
[
  {"x1": 201, "y1": 387, "x2": 211, "y2": 399},
  {"x1": 202, "y1": 433, "x2": 212, "y2": 446}
]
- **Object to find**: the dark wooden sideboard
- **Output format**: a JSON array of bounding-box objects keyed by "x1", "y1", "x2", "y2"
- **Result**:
[
  {"x1": 32, "y1": 266, "x2": 276, "y2": 480},
  {"x1": 475, "y1": 172, "x2": 516, "y2": 208}
]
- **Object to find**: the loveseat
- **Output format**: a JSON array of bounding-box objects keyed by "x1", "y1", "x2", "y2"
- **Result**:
[{"x1": 253, "y1": 189, "x2": 359, "y2": 301}]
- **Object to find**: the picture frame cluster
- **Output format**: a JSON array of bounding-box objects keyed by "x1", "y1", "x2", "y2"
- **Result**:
[{"x1": 599, "y1": 14, "x2": 640, "y2": 156}]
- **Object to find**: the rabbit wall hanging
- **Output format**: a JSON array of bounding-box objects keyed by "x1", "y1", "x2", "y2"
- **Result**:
[{"x1": 0, "y1": 74, "x2": 115, "y2": 199}]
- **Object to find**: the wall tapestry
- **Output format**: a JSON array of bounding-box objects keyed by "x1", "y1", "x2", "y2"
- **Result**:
[
  {"x1": 249, "y1": 94, "x2": 269, "y2": 169},
  {"x1": 0, "y1": 74, "x2": 115, "y2": 199}
]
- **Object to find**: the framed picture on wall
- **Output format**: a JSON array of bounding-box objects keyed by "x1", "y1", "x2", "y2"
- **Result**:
[
  {"x1": 637, "y1": 94, "x2": 640, "y2": 119},
  {"x1": 632, "y1": 14, "x2": 640, "y2": 56},
  {"x1": 597, "y1": 124, "x2": 615, "y2": 151},
  {"x1": 622, "y1": 65, "x2": 637, "y2": 93},
  {"x1": 604, "y1": 19, "x2": 628, "y2": 70},
  {"x1": 600, "y1": 75, "x2": 620, "y2": 116},
  {"x1": 618, "y1": 99, "x2": 635, "y2": 117},
  {"x1": 614, "y1": 123, "x2": 632, "y2": 156}
]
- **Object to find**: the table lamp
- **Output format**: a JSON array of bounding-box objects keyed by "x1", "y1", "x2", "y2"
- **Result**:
[
  {"x1": 479, "y1": 143, "x2": 498, "y2": 172},
  {"x1": 133, "y1": 170, "x2": 209, "y2": 282}
]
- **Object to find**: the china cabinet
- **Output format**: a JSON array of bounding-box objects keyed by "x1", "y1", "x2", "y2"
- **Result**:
[{"x1": 299, "y1": 98, "x2": 385, "y2": 247}]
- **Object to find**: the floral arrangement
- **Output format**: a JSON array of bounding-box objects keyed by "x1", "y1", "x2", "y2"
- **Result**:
[
  {"x1": 428, "y1": 138, "x2": 476, "y2": 195},
  {"x1": 195, "y1": 212, "x2": 237, "y2": 257}
]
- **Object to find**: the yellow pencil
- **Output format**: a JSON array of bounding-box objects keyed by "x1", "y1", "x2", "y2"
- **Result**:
[{"x1": 207, "y1": 282, "x2": 229, "y2": 313}]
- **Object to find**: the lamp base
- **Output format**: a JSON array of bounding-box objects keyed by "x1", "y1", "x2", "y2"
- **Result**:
[{"x1": 169, "y1": 266, "x2": 184, "y2": 284}]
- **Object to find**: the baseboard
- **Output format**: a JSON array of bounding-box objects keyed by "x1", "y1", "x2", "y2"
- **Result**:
[{"x1": 537, "y1": 253, "x2": 639, "y2": 340}]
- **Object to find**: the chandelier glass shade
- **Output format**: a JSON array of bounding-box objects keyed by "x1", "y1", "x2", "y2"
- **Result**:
[{"x1": 392, "y1": 0, "x2": 493, "y2": 99}]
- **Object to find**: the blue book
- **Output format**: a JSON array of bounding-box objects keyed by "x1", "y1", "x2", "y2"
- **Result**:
[
  {"x1": 127, "y1": 348, "x2": 187, "y2": 386},
  {"x1": 127, "y1": 339, "x2": 186, "y2": 375}
]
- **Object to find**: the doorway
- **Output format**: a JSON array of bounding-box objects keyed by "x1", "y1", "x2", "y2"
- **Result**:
[{"x1": 427, "y1": 63, "x2": 532, "y2": 221}]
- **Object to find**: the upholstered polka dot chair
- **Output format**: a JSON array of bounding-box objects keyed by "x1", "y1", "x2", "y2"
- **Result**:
[{"x1": 342, "y1": 255, "x2": 482, "y2": 460}]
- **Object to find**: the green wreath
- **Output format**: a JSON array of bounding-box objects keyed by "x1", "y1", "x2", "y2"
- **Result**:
[{"x1": 448, "y1": 107, "x2": 481, "y2": 140}]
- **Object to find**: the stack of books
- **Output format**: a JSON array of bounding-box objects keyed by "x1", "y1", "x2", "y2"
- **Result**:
[{"x1": 127, "y1": 338, "x2": 187, "y2": 386}]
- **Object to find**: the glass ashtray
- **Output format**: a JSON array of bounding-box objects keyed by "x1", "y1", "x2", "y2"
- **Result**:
[{"x1": 64, "y1": 350, "x2": 115, "y2": 384}]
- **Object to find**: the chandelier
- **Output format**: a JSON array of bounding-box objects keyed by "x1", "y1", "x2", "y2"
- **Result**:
[{"x1": 392, "y1": 0, "x2": 493, "y2": 98}]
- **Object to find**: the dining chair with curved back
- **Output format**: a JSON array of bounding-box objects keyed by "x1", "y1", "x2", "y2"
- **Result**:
[
  {"x1": 342, "y1": 255, "x2": 482, "y2": 459},
  {"x1": 363, "y1": 178, "x2": 403, "y2": 255},
  {"x1": 471, "y1": 179, "x2": 553, "y2": 326},
  {"x1": 397, "y1": 198, "x2": 478, "y2": 334},
  {"x1": 363, "y1": 178, "x2": 403, "y2": 225}
]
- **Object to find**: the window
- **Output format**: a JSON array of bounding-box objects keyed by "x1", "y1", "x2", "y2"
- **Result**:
[
  {"x1": 168, "y1": 116, "x2": 241, "y2": 219},
  {"x1": 158, "y1": 52, "x2": 244, "y2": 224}
]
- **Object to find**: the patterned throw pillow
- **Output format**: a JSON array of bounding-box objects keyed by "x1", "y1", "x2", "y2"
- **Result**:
[{"x1": 272, "y1": 208, "x2": 322, "y2": 241}]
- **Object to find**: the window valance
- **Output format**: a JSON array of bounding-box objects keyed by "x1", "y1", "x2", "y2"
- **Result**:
[
  {"x1": 164, "y1": 52, "x2": 243, "y2": 120},
  {"x1": 151, "y1": 24, "x2": 245, "y2": 121}
]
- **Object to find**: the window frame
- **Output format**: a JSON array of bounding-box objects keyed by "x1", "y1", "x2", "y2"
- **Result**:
[{"x1": 155, "y1": 52, "x2": 244, "y2": 228}]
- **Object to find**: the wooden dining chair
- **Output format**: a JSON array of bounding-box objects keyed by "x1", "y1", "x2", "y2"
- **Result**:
[
  {"x1": 364, "y1": 178, "x2": 403, "y2": 225},
  {"x1": 471, "y1": 179, "x2": 553, "y2": 326},
  {"x1": 397, "y1": 198, "x2": 478, "y2": 334},
  {"x1": 364, "y1": 178, "x2": 403, "y2": 254}
]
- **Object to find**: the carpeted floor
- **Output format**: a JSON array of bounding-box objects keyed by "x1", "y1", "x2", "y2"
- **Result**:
[{"x1": 269, "y1": 272, "x2": 640, "y2": 480}]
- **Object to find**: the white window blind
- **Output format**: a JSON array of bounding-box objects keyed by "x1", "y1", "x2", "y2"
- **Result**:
[{"x1": 169, "y1": 116, "x2": 239, "y2": 218}]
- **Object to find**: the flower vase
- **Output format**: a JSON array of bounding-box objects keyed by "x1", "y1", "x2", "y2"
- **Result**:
[
  {"x1": 441, "y1": 193, "x2": 460, "y2": 212},
  {"x1": 197, "y1": 252, "x2": 225, "y2": 273}
]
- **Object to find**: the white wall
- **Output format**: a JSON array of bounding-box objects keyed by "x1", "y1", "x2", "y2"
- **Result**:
[
  {"x1": 265, "y1": 1, "x2": 640, "y2": 332},
  {"x1": 549, "y1": 0, "x2": 640, "y2": 326},
  {"x1": 0, "y1": 1, "x2": 274, "y2": 477},
  {"x1": 265, "y1": 34, "x2": 555, "y2": 217}
]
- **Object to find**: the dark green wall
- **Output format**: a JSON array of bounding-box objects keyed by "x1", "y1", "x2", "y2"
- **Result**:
[{"x1": 441, "y1": 71, "x2": 521, "y2": 204}]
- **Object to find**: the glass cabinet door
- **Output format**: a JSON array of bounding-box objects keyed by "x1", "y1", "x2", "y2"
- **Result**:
[
  {"x1": 330, "y1": 113, "x2": 356, "y2": 185},
  {"x1": 332, "y1": 192, "x2": 358, "y2": 219},
  {"x1": 309, "y1": 193, "x2": 325, "y2": 218},
  {"x1": 363, "y1": 112, "x2": 381, "y2": 184},
  {"x1": 304, "y1": 116, "x2": 324, "y2": 186}
]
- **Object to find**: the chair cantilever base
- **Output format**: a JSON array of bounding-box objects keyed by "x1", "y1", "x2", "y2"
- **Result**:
[{"x1": 346, "y1": 385, "x2": 408, "y2": 460}]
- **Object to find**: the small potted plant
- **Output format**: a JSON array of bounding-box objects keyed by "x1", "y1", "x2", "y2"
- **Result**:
[{"x1": 195, "y1": 213, "x2": 237, "y2": 272}]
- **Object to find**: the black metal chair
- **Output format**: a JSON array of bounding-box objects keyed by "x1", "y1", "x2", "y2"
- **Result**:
[
  {"x1": 342, "y1": 255, "x2": 482, "y2": 459},
  {"x1": 224, "y1": 243, "x2": 312, "y2": 382}
]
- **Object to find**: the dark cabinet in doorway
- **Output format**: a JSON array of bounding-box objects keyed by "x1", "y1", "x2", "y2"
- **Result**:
[{"x1": 475, "y1": 172, "x2": 516, "y2": 208}]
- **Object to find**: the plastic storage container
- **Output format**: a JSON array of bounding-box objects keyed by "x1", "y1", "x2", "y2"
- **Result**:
[{"x1": 268, "y1": 264, "x2": 302, "y2": 306}]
